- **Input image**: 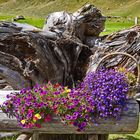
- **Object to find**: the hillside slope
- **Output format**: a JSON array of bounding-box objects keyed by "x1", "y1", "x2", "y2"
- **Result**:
[{"x1": 0, "y1": 0, "x2": 140, "y2": 17}]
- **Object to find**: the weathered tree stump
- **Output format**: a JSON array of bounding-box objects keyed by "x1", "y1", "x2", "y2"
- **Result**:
[
  {"x1": 0, "y1": 4, "x2": 106, "y2": 89},
  {"x1": 87, "y1": 26, "x2": 140, "y2": 73}
]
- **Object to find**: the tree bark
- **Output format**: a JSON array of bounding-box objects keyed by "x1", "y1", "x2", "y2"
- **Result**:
[
  {"x1": 87, "y1": 26, "x2": 140, "y2": 75},
  {"x1": 0, "y1": 4, "x2": 105, "y2": 89}
]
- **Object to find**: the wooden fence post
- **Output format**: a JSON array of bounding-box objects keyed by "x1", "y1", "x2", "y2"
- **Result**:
[
  {"x1": 31, "y1": 132, "x2": 39, "y2": 140},
  {"x1": 135, "y1": 17, "x2": 138, "y2": 25}
]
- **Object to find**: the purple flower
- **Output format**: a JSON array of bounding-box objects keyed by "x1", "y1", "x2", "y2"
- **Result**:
[
  {"x1": 1, "y1": 68, "x2": 129, "y2": 131},
  {"x1": 65, "y1": 115, "x2": 71, "y2": 120}
]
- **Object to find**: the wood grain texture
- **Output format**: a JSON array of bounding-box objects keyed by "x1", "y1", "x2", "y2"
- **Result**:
[
  {"x1": 16, "y1": 134, "x2": 32, "y2": 140},
  {"x1": 0, "y1": 99, "x2": 139, "y2": 134},
  {"x1": 31, "y1": 132, "x2": 39, "y2": 140},
  {"x1": 34, "y1": 134, "x2": 89, "y2": 140},
  {"x1": 87, "y1": 26, "x2": 140, "y2": 75},
  {"x1": 31, "y1": 134, "x2": 108, "y2": 140},
  {"x1": 88, "y1": 135, "x2": 98, "y2": 140}
]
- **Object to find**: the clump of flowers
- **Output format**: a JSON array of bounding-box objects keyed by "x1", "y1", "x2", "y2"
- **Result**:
[
  {"x1": 50, "y1": 68, "x2": 129, "y2": 131},
  {"x1": 1, "y1": 82, "x2": 65, "y2": 128},
  {"x1": 55, "y1": 87, "x2": 92, "y2": 131},
  {"x1": 81, "y1": 68, "x2": 129, "y2": 121},
  {"x1": 1, "y1": 68, "x2": 129, "y2": 131}
]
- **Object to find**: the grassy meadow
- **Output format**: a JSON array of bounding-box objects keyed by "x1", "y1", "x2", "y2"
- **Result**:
[
  {"x1": 102, "y1": 18, "x2": 134, "y2": 35},
  {"x1": 0, "y1": 0, "x2": 139, "y2": 140},
  {"x1": 0, "y1": 14, "x2": 136, "y2": 35},
  {"x1": 0, "y1": 0, "x2": 139, "y2": 35},
  {"x1": 0, "y1": 0, "x2": 140, "y2": 17}
]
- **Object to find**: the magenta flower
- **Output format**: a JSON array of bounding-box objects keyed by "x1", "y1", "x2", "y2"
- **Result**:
[{"x1": 44, "y1": 115, "x2": 52, "y2": 122}]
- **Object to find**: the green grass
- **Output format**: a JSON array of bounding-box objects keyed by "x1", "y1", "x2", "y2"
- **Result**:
[
  {"x1": 0, "y1": 14, "x2": 45, "y2": 28},
  {"x1": 17, "y1": 17, "x2": 45, "y2": 28},
  {"x1": 0, "y1": 0, "x2": 138, "y2": 35},
  {"x1": 109, "y1": 0, "x2": 140, "y2": 17},
  {"x1": 101, "y1": 18, "x2": 135, "y2": 35},
  {"x1": 0, "y1": 0, "x2": 140, "y2": 18},
  {"x1": 0, "y1": 14, "x2": 13, "y2": 21}
]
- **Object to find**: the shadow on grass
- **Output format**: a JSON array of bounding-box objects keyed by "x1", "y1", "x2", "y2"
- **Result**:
[
  {"x1": 111, "y1": 136, "x2": 140, "y2": 140},
  {"x1": 126, "y1": 135, "x2": 140, "y2": 140}
]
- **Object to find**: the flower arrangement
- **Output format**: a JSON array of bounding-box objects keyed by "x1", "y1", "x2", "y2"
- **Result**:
[
  {"x1": 1, "y1": 67, "x2": 131, "y2": 131},
  {"x1": 1, "y1": 82, "x2": 66, "y2": 128}
]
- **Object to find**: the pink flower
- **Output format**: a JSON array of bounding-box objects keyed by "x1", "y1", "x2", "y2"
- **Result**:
[
  {"x1": 28, "y1": 109, "x2": 34, "y2": 113},
  {"x1": 27, "y1": 123, "x2": 34, "y2": 128},
  {"x1": 54, "y1": 83, "x2": 60, "y2": 88},
  {"x1": 47, "y1": 97, "x2": 51, "y2": 100},
  {"x1": 44, "y1": 115, "x2": 52, "y2": 122},
  {"x1": 35, "y1": 123, "x2": 41, "y2": 128},
  {"x1": 53, "y1": 108, "x2": 58, "y2": 114}
]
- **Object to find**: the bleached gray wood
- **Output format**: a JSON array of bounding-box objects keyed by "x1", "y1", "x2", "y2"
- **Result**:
[
  {"x1": 0, "y1": 132, "x2": 18, "y2": 139},
  {"x1": 0, "y1": 90, "x2": 19, "y2": 104},
  {"x1": 135, "y1": 17, "x2": 138, "y2": 25},
  {"x1": 31, "y1": 132, "x2": 39, "y2": 140},
  {"x1": 0, "y1": 4, "x2": 105, "y2": 89},
  {"x1": 87, "y1": 25, "x2": 140, "y2": 75},
  {"x1": 88, "y1": 135, "x2": 98, "y2": 140},
  {"x1": 16, "y1": 133, "x2": 31, "y2": 140}
]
